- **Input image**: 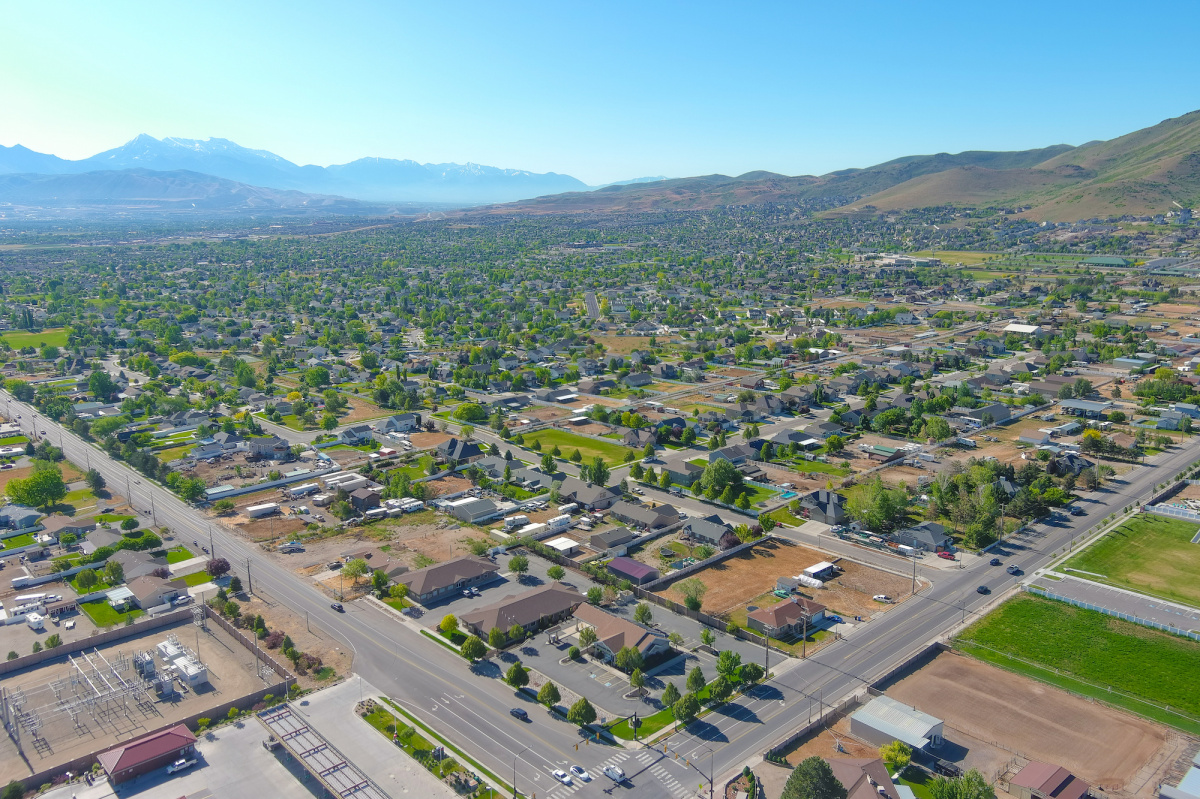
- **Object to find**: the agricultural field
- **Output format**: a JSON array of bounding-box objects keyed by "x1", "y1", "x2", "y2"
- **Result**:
[
  {"x1": 956, "y1": 593, "x2": 1200, "y2": 730},
  {"x1": 520, "y1": 428, "x2": 635, "y2": 464},
  {"x1": 1062, "y1": 514, "x2": 1200, "y2": 607}
]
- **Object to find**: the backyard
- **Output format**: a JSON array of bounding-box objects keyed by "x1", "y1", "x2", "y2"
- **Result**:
[
  {"x1": 1061, "y1": 514, "x2": 1200, "y2": 607},
  {"x1": 520, "y1": 428, "x2": 635, "y2": 464},
  {"x1": 956, "y1": 593, "x2": 1200, "y2": 731},
  {"x1": 79, "y1": 600, "x2": 145, "y2": 627}
]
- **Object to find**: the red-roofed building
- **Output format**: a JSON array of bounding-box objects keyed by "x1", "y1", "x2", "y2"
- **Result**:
[
  {"x1": 96, "y1": 724, "x2": 197, "y2": 784},
  {"x1": 746, "y1": 596, "x2": 826, "y2": 639},
  {"x1": 1010, "y1": 762, "x2": 1091, "y2": 799}
]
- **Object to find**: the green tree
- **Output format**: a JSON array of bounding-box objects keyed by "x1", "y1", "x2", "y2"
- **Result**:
[
  {"x1": 547, "y1": 565, "x2": 566, "y2": 581},
  {"x1": 488, "y1": 627, "x2": 507, "y2": 649},
  {"x1": 342, "y1": 557, "x2": 369, "y2": 584},
  {"x1": 439, "y1": 614, "x2": 459, "y2": 635},
  {"x1": 782, "y1": 756, "x2": 849, "y2": 799},
  {"x1": 578, "y1": 627, "x2": 598, "y2": 650},
  {"x1": 716, "y1": 649, "x2": 742, "y2": 681},
  {"x1": 614, "y1": 645, "x2": 644, "y2": 673},
  {"x1": 508, "y1": 623, "x2": 526, "y2": 643},
  {"x1": 687, "y1": 665, "x2": 707, "y2": 694},
  {"x1": 629, "y1": 667, "x2": 646, "y2": 692},
  {"x1": 541, "y1": 452, "x2": 557, "y2": 473},
  {"x1": 880, "y1": 740, "x2": 912, "y2": 772},
  {"x1": 924, "y1": 417, "x2": 953, "y2": 442},
  {"x1": 708, "y1": 675, "x2": 734, "y2": 703},
  {"x1": 586, "y1": 587, "x2": 602, "y2": 604},
  {"x1": 509, "y1": 554, "x2": 529, "y2": 580},
  {"x1": 740, "y1": 662, "x2": 765, "y2": 684},
  {"x1": 928, "y1": 770, "x2": 995, "y2": 799},
  {"x1": 84, "y1": 468, "x2": 106, "y2": 492},
  {"x1": 461, "y1": 634, "x2": 487, "y2": 661},
  {"x1": 700, "y1": 627, "x2": 715, "y2": 647},
  {"x1": 103, "y1": 560, "x2": 124, "y2": 585},
  {"x1": 676, "y1": 577, "x2": 707, "y2": 611},
  {"x1": 538, "y1": 681, "x2": 561, "y2": 708},
  {"x1": 213, "y1": 498, "x2": 235, "y2": 514},
  {"x1": 588, "y1": 457, "x2": 610, "y2": 486},
  {"x1": 673, "y1": 693, "x2": 700, "y2": 726},
  {"x1": 76, "y1": 568, "x2": 99, "y2": 590},
  {"x1": 6, "y1": 464, "x2": 67, "y2": 509},
  {"x1": 505, "y1": 661, "x2": 529, "y2": 688},
  {"x1": 567, "y1": 697, "x2": 597, "y2": 726},
  {"x1": 633, "y1": 601, "x2": 653, "y2": 625},
  {"x1": 370, "y1": 569, "x2": 389, "y2": 596},
  {"x1": 661, "y1": 681, "x2": 681, "y2": 708}
]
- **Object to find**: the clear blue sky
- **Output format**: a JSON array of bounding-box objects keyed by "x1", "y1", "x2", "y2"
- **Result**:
[{"x1": 2, "y1": 1, "x2": 1197, "y2": 185}]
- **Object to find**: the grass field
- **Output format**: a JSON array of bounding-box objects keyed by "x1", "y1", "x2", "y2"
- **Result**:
[
  {"x1": 957, "y1": 593, "x2": 1200, "y2": 723},
  {"x1": 166, "y1": 546, "x2": 195, "y2": 564},
  {"x1": 0, "y1": 435, "x2": 29, "y2": 446},
  {"x1": 521, "y1": 428, "x2": 634, "y2": 464},
  {"x1": 80, "y1": 600, "x2": 144, "y2": 627},
  {"x1": 1061, "y1": 514, "x2": 1200, "y2": 607},
  {"x1": 181, "y1": 571, "x2": 214, "y2": 587},
  {"x1": 0, "y1": 327, "x2": 70, "y2": 349},
  {"x1": 762, "y1": 507, "x2": 804, "y2": 527},
  {"x1": 156, "y1": 444, "x2": 194, "y2": 461}
]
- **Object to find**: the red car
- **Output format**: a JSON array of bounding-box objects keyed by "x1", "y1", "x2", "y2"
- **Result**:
[{"x1": 937, "y1": 551, "x2": 956, "y2": 561}]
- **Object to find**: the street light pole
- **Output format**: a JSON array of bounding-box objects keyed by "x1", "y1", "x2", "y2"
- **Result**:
[{"x1": 513, "y1": 744, "x2": 530, "y2": 799}]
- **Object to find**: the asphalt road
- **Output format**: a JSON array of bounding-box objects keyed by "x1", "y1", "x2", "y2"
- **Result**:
[{"x1": 4, "y1": 388, "x2": 1197, "y2": 797}]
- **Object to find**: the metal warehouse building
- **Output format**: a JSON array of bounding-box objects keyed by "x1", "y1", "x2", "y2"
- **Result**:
[{"x1": 849, "y1": 695, "x2": 944, "y2": 750}]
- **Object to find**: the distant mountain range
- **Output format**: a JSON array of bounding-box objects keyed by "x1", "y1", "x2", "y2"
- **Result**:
[
  {"x1": 3, "y1": 110, "x2": 1198, "y2": 220},
  {"x1": 471, "y1": 110, "x2": 1200, "y2": 221},
  {"x1": 0, "y1": 135, "x2": 589, "y2": 206}
]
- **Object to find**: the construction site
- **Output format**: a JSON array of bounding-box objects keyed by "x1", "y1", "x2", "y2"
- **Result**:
[{"x1": 0, "y1": 607, "x2": 285, "y2": 787}]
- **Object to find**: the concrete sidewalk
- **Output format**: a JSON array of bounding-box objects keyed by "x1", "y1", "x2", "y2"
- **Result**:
[{"x1": 293, "y1": 677, "x2": 460, "y2": 798}]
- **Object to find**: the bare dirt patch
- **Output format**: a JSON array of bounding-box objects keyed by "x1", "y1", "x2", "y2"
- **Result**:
[
  {"x1": 234, "y1": 592, "x2": 353, "y2": 689},
  {"x1": 338, "y1": 394, "x2": 392, "y2": 425},
  {"x1": 655, "y1": 538, "x2": 915, "y2": 620},
  {"x1": 885, "y1": 651, "x2": 1178, "y2": 794},
  {"x1": 517, "y1": 405, "x2": 575, "y2": 422},
  {"x1": 408, "y1": 431, "x2": 450, "y2": 449},
  {"x1": 422, "y1": 474, "x2": 473, "y2": 498},
  {"x1": 0, "y1": 464, "x2": 33, "y2": 493}
]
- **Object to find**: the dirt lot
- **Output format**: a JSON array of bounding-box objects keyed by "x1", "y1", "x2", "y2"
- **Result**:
[
  {"x1": 337, "y1": 394, "x2": 392, "y2": 425},
  {"x1": 655, "y1": 538, "x2": 916, "y2": 620},
  {"x1": 422, "y1": 473, "x2": 473, "y2": 498},
  {"x1": 408, "y1": 430, "x2": 451, "y2": 449},
  {"x1": 565, "y1": 420, "x2": 618, "y2": 437},
  {"x1": 232, "y1": 592, "x2": 352, "y2": 689},
  {"x1": 885, "y1": 651, "x2": 1185, "y2": 795},
  {"x1": 516, "y1": 405, "x2": 575, "y2": 422}
]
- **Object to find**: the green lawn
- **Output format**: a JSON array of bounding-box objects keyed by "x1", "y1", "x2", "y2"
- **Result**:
[
  {"x1": 95, "y1": 514, "x2": 134, "y2": 524},
  {"x1": 522, "y1": 429, "x2": 635, "y2": 464},
  {"x1": 608, "y1": 685, "x2": 714, "y2": 740},
  {"x1": 2, "y1": 532, "x2": 37, "y2": 548},
  {"x1": 156, "y1": 444, "x2": 194, "y2": 461},
  {"x1": 80, "y1": 600, "x2": 144, "y2": 627},
  {"x1": 0, "y1": 435, "x2": 29, "y2": 446},
  {"x1": 777, "y1": 458, "x2": 849, "y2": 476},
  {"x1": 0, "y1": 327, "x2": 70, "y2": 349},
  {"x1": 898, "y1": 767, "x2": 935, "y2": 799},
  {"x1": 957, "y1": 593, "x2": 1200, "y2": 729},
  {"x1": 182, "y1": 571, "x2": 214, "y2": 587},
  {"x1": 383, "y1": 596, "x2": 410, "y2": 611},
  {"x1": 63, "y1": 488, "x2": 95, "y2": 505},
  {"x1": 255, "y1": 413, "x2": 315, "y2": 431},
  {"x1": 1061, "y1": 514, "x2": 1200, "y2": 607},
  {"x1": 166, "y1": 546, "x2": 195, "y2": 564},
  {"x1": 741, "y1": 483, "x2": 776, "y2": 506},
  {"x1": 763, "y1": 507, "x2": 804, "y2": 527}
]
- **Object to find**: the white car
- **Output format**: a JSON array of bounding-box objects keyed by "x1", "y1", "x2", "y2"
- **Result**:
[
  {"x1": 552, "y1": 769, "x2": 573, "y2": 785},
  {"x1": 570, "y1": 765, "x2": 591, "y2": 781},
  {"x1": 167, "y1": 757, "x2": 197, "y2": 774},
  {"x1": 872, "y1": 594, "x2": 893, "y2": 603}
]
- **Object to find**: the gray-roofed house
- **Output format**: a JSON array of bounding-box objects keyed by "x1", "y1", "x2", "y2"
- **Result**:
[
  {"x1": 608, "y1": 501, "x2": 679, "y2": 531},
  {"x1": 892, "y1": 521, "x2": 951, "y2": 553},
  {"x1": 557, "y1": 477, "x2": 622, "y2": 510},
  {"x1": 589, "y1": 527, "x2": 637, "y2": 552},
  {"x1": 798, "y1": 490, "x2": 848, "y2": 525},
  {"x1": 681, "y1": 515, "x2": 739, "y2": 550},
  {"x1": 573, "y1": 603, "x2": 671, "y2": 661}
]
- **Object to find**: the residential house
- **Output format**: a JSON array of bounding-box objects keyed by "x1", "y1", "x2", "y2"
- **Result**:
[
  {"x1": 746, "y1": 597, "x2": 826, "y2": 639},
  {"x1": 608, "y1": 501, "x2": 679, "y2": 531},
  {"x1": 443, "y1": 497, "x2": 500, "y2": 524},
  {"x1": 248, "y1": 435, "x2": 291, "y2": 460},
  {"x1": 378, "y1": 413, "x2": 422, "y2": 433},
  {"x1": 827, "y1": 759, "x2": 903, "y2": 799},
  {"x1": 1009, "y1": 762, "x2": 1090, "y2": 799},
  {"x1": 107, "y1": 550, "x2": 169, "y2": 582},
  {"x1": 622, "y1": 372, "x2": 653, "y2": 388},
  {"x1": 798, "y1": 490, "x2": 848, "y2": 525},
  {"x1": 349, "y1": 488, "x2": 381, "y2": 513},
  {"x1": 398, "y1": 556, "x2": 501, "y2": 604},
  {"x1": 437, "y1": 438, "x2": 484, "y2": 464},
  {"x1": 556, "y1": 477, "x2": 622, "y2": 510},
  {"x1": 892, "y1": 521, "x2": 951, "y2": 553},
  {"x1": 681, "y1": 516, "x2": 739, "y2": 550},
  {"x1": 127, "y1": 575, "x2": 187, "y2": 610},
  {"x1": 622, "y1": 429, "x2": 656, "y2": 449},
  {"x1": 1047, "y1": 452, "x2": 1095, "y2": 477},
  {"x1": 589, "y1": 527, "x2": 637, "y2": 551},
  {"x1": 336, "y1": 425, "x2": 375, "y2": 445}
]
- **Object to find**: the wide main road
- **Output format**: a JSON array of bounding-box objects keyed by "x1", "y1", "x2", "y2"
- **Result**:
[{"x1": 4, "y1": 388, "x2": 1198, "y2": 795}]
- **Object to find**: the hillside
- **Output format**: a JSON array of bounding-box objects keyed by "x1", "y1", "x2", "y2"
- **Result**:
[{"x1": 471, "y1": 110, "x2": 1200, "y2": 220}]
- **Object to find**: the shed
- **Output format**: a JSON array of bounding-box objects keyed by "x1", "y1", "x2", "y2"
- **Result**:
[
  {"x1": 849, "y1": 695, "x2": 943, "y2": 750},
  {"x1": 544, "y1": 536, "x2": 579, "y2": 557},
  {"x1": 803, "y1": 561, "x2": 838, "y2": 581},
  {"x1": 1010, "y1": 762, "x2": 1091, "y2": 799},
  {"x1": 606, "y1": 556, "x2": 659, "y2": 586}
]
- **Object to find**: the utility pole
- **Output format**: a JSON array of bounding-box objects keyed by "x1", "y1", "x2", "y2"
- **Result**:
[
  {"x1": 802, "y1": 612, "x2": 808, "y2": 659},
  {"x1": 246, "y1": 557, "x2": 253, "y2": 595},
  {"x1": 912, "y1": 557, "x2": 917, "y2": 595}
]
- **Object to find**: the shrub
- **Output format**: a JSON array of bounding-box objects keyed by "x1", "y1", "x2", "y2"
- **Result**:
[
  {"x1": 265, "y1": 631, "x2": 285, "y2": 649},
  {"x1": 568, "y1": 646, "x2": 580, "y2": 660}
]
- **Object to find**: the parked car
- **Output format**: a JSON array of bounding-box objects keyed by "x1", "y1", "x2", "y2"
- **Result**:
[
  {"x1": 872, "y1": 595, "x2": 892, "y2": 603},
  {"x1": 989, "y1": 558, "x2": 1001, "y2": 566},
  {"x1": 826, "y1": 614, "x2": 843, "y2": 624},
  {"x1": 509, "y1": 708, "x2": 529, "y2": 721},
  {"x1": 462, "y1": 589, "x2": 472, "y2": 598},
  {"x1": 167, "y1": 758, "x2": 197, "y2": 774},
  {"x1": 938, "y1": 552, "x2": 955, "y2": 561},
  {"x1": 330, "y1": 602, "x2": 344, "y2": 612}
]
